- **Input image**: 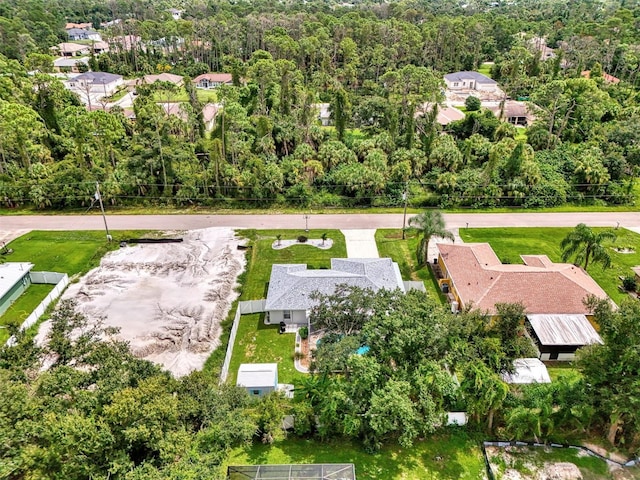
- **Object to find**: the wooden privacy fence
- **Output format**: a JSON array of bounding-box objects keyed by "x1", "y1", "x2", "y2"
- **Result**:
[
  {"x1": 5, "y1": 272, "x2": 69, "y2": 347},
  {"x1": 219, "y1": 299, "x2": 266, "y2": 383}
]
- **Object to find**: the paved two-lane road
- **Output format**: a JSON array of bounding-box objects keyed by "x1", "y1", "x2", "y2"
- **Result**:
[{"x1": 2, "y1": 212, "x2": 640, "y2": 232}]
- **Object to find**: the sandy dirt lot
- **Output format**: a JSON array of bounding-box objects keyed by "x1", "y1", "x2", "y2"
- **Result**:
[{"x1": 57, "y1": 227, "x2": 246, "y2": 376}]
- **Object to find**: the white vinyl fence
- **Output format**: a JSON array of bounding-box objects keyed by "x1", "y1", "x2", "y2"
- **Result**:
[
  {"x1": 5, "y1": 272, "x2": 69, "y2": 347},
  {"x1": 219, "y1": 299, "x2": 266, "y2": 384}
]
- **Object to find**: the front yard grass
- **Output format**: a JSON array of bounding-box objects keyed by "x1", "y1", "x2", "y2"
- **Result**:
[
  {"x1": 459, "y1": 227, "x2": 640, "y2": 305},
  {"x1": 6, "y1": 230, "x2": 147, "y2": 276},
  {"x1": 227, "y1": 230, "x2": 346, "y2": 385},
  {"x1": 226, "y1": 431, "x2": 486, "y2": 480},
  {"x1": 0, "y1": 284, "x2": 54, "y2": 343},
  {"x1": 375, "y1": 229, "x2": 446, "y2": 304}
]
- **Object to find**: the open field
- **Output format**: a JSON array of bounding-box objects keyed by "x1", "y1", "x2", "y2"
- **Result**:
[
  {"x1": 227, "y1": 230, "x2": 345, "y2": 384},
  {"x1": 459, "y1": 227, "x2": 640, "y2": 304},
  {"x1": 226, "y1": 432, "x2": 486, "y2": 480},
  {"x1": 0, "y1": 284, "x2": 54, "y2": 343},
  {"x1": 375, "y1": 229, "x2": 446, "y2": 304}
]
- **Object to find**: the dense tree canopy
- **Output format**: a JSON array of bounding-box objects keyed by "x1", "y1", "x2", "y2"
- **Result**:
[{"x1": 0, "y1": 0, "x2": 638, "y2": 210}]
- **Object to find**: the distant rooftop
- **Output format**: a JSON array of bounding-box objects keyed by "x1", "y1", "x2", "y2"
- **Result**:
[
  {"x1": 444, "y1": 71, "x2": 497, "y2": 85},
  {"x1": 72, "y1": 71, "x2": 123, "y2": 84}
]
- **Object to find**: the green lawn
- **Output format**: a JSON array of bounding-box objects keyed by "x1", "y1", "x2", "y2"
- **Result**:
[
  {"x1": 0, "y1": 284, "x2": 54, "y2": 343},
  {"x1": 227, "y1": 313, "x2": 305, "y2": 385},
  {"x1": 5, "y1": 230, "x2": 147, "y2": 277},
  {"x1": 476, "y1": 62, "x2": 494, "y2": 78},
  {"x1": 375, "y1": 229, "x2": 446, "y2": 304},
  {"x1": 227, "y1": 230, "x2": 346, "y2": 385},
  {"x1": 459, "y1": 227, "x2": 640, "y2": 305},
  {"x1": 152, "y1": 88, "x2": 218, "y2": 104},
  {"x1": 226, "y1": 432, "x2": 486, "y2": 480}
]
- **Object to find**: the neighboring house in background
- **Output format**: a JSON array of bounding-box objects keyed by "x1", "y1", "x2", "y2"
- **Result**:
[
  {"x1": 54, "y1": 42, "x2": 90, "y2": 57},
  {"x1": 0, "y1": 263, "x2": 34, "y2": 316},
  {"x1": 436, "y1": 243, "x2": 608, "y2": 360},
  {"x1": 265, "y1": 258, "x2": 405, "y2": 325},
  {"x1": 91, "y1": 41, "x2": 110, "y2": 54},
  {"x1": 53, "y1": 56, "x2": 89, "y2": 73},
  {"x1": 416, "y1": 103, "x2": 466, "y2": 125},
  {"x1": 109, "y1": 35, "x2": 143, "y2": 51},
  {"x1": 168, "y1": 8, "x2": 183, "y2": 19},
  {"x1": 131, "y1": 72, "x2": 184, "y2": 87},
  {"x1": 444, "y1": 71, "x2": 498, "y2": 92},
  {"x1": 529, "y1": 36, "x2": 556, "y2": 60},
  {"x1": 101, "y1": 19, "x2": 122, "y2": 28},
  {"x1": 487, "y1": 100, "x2": 535, "y2": 126},
  {"x1": 202, "y1": 103, "x2": 220, "y2": 131},
  {"x1": 66, "y1": 71, "x2": 124, "y2": 99},
  {"x1": 236, "y1": 363, "x2": 278, "y2": 397},
  {"x1": 313, "y1": 103, "x2": 331, "y2": 126},
  {"x1": 501, "y1": 358, "x2": 551, "y2": 384},
  {"x1": 65, "y1": 22, "x2": 93, "y2": 30},
  {"x1": 67, "y1": 28, "x2": 102, "y2": 42},
  {"x1": 581, "y1": 70, "x2": 621, "y2": 84},
  {"x1": 158, "y1": 102, "x2": 188, "y2": 121},
  {"x1": 193, "y1": 73, "x2": 233, "y2": 89}
]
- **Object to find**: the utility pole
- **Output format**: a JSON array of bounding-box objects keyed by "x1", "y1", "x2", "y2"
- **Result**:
[
  {"x1": 401, "y1": 182, "x2": 408, "y2": 240},
  {"x1": 95, "y1": 182, "x2": 112, "y2": 242}
]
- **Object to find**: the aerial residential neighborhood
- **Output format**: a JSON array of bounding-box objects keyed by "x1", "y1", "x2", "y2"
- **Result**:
[{"x1": 1, "y1": 0, "x2": 640, "y2": 479}]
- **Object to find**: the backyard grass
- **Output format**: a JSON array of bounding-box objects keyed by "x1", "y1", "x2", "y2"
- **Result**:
[
  {"x1": 0, "y1": 284, "x2": 54, "y2": 343},
  {"x1": 227, "y1": 230, "x2": 346, "y2": 385},
  {"x1": 227, "y1": 313, "x2": 305, "y2": 385},
  {"x1": 226, "y1": 431, "x2": 486, "y2": 480},
  {"x1": 459, "y1": 227, "x2": 640, "y2": 305},
  {"x1": 375, "y1": 229, "x2": 447, "y2": 304}
]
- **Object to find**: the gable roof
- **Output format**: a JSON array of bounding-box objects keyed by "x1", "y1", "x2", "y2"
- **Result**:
[
  {"x1": 437, "y1": 243, "x2": 609, "y2": 315},
  {"x1": 72, "y1": 71, "x2": 122, "y2": 84},
  {"x1": 54, "y1": 57, "x2": 89, "y2": 68},
  {"x1": 136, "y1": 73, "x2": 184, "y2": 85},
  {"x1": 444, "y1": 71, "x2": 497, "y2": 85},
  {"x1": 237, "y1": 363, "x2": 277, "y2": 388},
  {"x1": 193, "y1": 73, "x2": 233, "y2": 84},
  {"x1": 527, "y1": 314, "x2": 603, "y2": 346},
  {"x1": 265, "y1": 258, "x2": 404, "y2": 311}
]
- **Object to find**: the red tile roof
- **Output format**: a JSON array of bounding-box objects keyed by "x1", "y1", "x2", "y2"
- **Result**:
[
  {"x1": 438, "y1": 243, "x2": 609, "y2": 315},
  {"x1": 581, "y1": 70, "x2": 621, "y2": 84}
]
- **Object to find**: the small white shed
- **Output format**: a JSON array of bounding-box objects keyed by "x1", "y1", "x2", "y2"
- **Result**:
[{"x1": 236, "y1": 363, "x2": 278, "y2": 397}]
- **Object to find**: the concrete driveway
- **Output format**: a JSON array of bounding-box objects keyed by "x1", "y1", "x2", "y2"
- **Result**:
[{"x1": 341, "y1": 229, "x2": 379, "y2": 258}]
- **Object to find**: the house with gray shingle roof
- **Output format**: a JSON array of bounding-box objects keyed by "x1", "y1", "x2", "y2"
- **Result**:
[
  {"x1": 265, "y1": 258, "x2": 405, "y2": 325},
  {"x1": 444, "y1": 71, "x2": 498, "y2": 92}
]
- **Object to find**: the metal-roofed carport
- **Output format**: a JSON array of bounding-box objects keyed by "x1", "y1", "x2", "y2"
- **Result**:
[{"x1": 227, "y1": 464, "x2": 356, "y2": 479}]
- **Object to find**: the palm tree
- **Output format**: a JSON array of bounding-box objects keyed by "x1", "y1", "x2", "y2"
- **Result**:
[
  {"x1": 560, "y1": 223, "x2": 617, "y2": 270},
  {"x1": 408, "y1": 210, "x2": 454, "y2": 265}
]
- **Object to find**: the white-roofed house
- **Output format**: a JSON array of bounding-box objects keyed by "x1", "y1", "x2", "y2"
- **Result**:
[
  {"x1": 264, "y1": 258, "x2": 405, "y2": 326},
  {"x1": 236, "y1": 363, "x2": 278, "y2": 397},
  {"x1": 67, "y1": 28, "x2": 102, "y2": 42},
  {"x1": 0, "y1": 262, "x2": 34, "y2": 316},
  {"x1": 53, "y1": 56, "x2": 89, "y2": 73},
  {"x1": 444, "y1": 71, "x2": 498, "y2": 92}
]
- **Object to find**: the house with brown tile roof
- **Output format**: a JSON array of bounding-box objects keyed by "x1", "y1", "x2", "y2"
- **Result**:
[
  {"x1": 192, "y1": 73, "x2": 233, "y2": 89},
  {"x1": 580, "y1": 70, "x2": 621, "y2": 84},
  {"x1": 436, "y1": 243, "x2": 608, "y2": 360}
]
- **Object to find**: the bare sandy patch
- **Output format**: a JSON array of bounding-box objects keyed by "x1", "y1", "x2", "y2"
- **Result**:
[{"x1": 49, "y1": 227, "x2": 245, "y2": 377}]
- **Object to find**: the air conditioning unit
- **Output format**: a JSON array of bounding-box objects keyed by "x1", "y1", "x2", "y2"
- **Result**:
[{"x1": 451, "y1": 301, "x2": 459, "y2": 314}]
